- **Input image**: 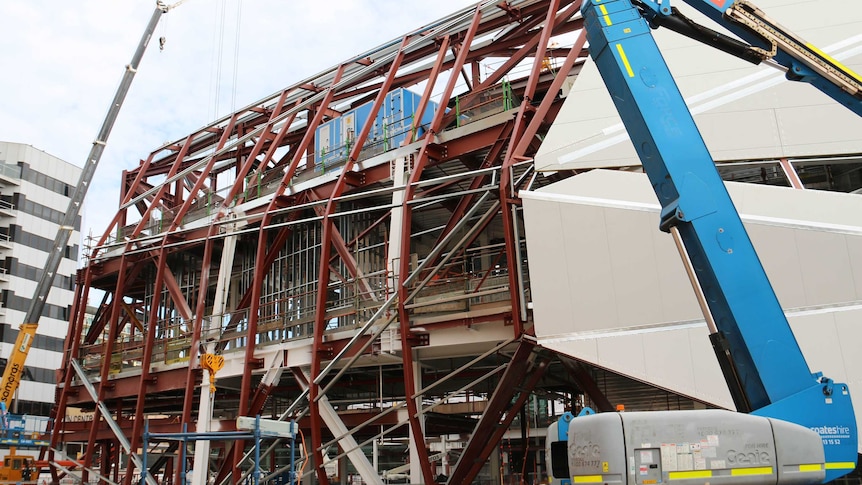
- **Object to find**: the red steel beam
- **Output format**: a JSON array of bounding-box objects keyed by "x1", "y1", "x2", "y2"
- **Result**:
[
  {"x1": 127, "y1": 133, "x2": 195, "y2": 240},
  {"x1": 430, "y1": 120, "x2": 514, "y2": 252},
  {"x1": 311, "y1": 38, "x2": 409, "y2": 485},
  {"x1": 498, "y1": 0, "x2": 572, "y2": 335},
  {"x1": 245, "y1": 63, "x2": 349, "y2": 484},
  {"x1": 511, "y1": 28, "x2": 587, "y2": 158},
  {"x1": 779, "y1": 158, "x2": 806, "y2": 189},
  {"x1": 440, "y1": 1, "x2": 581, "y2": 128},
  {"x1": 394, "y1": 7, "x2": 485, "y2": 484},
  {"x1": 96, "y1": 151, "x2": 156, "y2": 249},
  {"x1": 125, "y1": 248, "x2": 174, "y2": 485},
  {"x1": 180, "y1": 112, "x2": 241, "y2": 427},
  {"x1": 447, "y1": 339, "x2": 545, "y2": 485},
  {"x1": 310, "y1": 200, "x2": 379, "y2": 303},
  {"x1": 80, "y1": 255, "x2": 132, "y2": 482},
  {"x1": 559, "y1": 358, "x2": 615, "y2": 412}
]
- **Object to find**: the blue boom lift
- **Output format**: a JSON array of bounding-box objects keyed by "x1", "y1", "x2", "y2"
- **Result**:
[{"x1": 547, "y1": 0, "x2": 860, "y2": 484}]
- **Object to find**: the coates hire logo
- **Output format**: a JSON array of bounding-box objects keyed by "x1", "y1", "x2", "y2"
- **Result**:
[{"x1": 811, "y1": 425, "x2": 852, "y2": 439}]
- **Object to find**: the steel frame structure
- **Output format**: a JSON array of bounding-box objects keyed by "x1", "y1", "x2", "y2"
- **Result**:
[{"x1": 49, "y1": 1, "x2": 595, "y2": 483}]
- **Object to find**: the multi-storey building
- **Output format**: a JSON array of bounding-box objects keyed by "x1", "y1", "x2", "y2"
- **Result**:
[{"x1": 0, "y1": 141, "x2": 81, "y2": 417}]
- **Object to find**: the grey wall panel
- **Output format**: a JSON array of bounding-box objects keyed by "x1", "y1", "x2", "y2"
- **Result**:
[
  {"x1": 534, "y1": 0, "x2": 862, "y2": 171},
  {"x1": 606, "y1": 208, "x2": 665, "y2": 326},
  {"x1": 596, "y1": 333, "x2": 648, "y2": 383},
  {"x1": 792, "y1": 311, "x2": 849, "y2": 382},
  {"x1": 834, "y1": 308, "x2": 862, "y2": 388},
  {"x1": 541, "y1": 325, "x2": 736, "y2": 410},
  {"x1": 523, "y1": 170, "x2": 862, "y2": 451},
  {"x1": 745, "y1": 224, "x2": 807, "y2": 307},
  {"x1": 560, "y1": 203, "x2": 618, "y2": 331},
  {"x1": 795, "y1": 229, "x2": 857, "y2": 305},
  {"x1": 641, "y1": 329, "x2": 697, "y2": 398},
  {"x1": 521, "y1": 196, "x2": 576, "y2": 333},
  {"x1": 848, "y1": 236, "x2": 862, "y2": 298}
]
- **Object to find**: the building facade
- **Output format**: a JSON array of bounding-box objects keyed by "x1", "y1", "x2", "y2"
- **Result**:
[{"x1": 0, "y1": 141, "x2": 81, "y2": 417}]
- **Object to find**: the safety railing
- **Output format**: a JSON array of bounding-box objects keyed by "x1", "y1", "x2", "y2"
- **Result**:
[{"x1": 453, "y1": 79, "x2": 518, "y2": 128}]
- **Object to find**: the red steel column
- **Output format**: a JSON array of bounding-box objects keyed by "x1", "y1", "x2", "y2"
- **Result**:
[
  {"x1": 396, "y1": 8, "x2": 484, "y2": 484},
  {"x1": 180, "y1": 113, "x2": 240, "y2": 428},
  {"x1": 311, "y1": 40, "x2": 409, "y2": 484},
  {"x1": 232, "y1": 70, "x2": 345, "y2": 485},
  {"x1": 499, "y1": 0, "x2": 565, "y2": 335},
  {"x1": 80, "y1": 255, "x2": 131, "y2": 482},
  {"x1": 779, "y1": 158, "x2": 806, "y2": 189}
]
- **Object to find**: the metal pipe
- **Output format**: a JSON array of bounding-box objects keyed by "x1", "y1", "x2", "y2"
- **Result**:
[
  {"x1": 419, "y1": 364, "x2": 507, "y2": 415},
  {"x1": 320, "y1": 400, "x2": 407, "y2": 450},
  {"x1": 416, "y1": 337, "x2": 515, "y2": 395},
  {"x1": 405, "y1": 192, "x2": 496, "y2": 287},
  {"x1": 313, "y1": 295, "x2": 398, "y2": 385},
  {"x1": 670, "y1": 226, "x2": 718, "y2": 334},
  {"x1": 70, "y1": 359, "x2": 157, "y2": 485},
  {"x1": 314, "y1": 192, "x2": 499, "y2": 389},
  {"x1": 406, "y1": 201, "x2": 501, "y2": 303},
  {"x1": 403, "y1": 287, "x2": 509, "y2": 309},
  {"x1": 511, "y1": 204, "x2": 529, "y2": 322}
]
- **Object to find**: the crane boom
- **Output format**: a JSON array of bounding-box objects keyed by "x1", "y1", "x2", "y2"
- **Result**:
[
  {"x1": 0, "y1": 323, "x2": 37, "y2": 409},
  {"x1": 0, "y1": 3, "x2": 167, "y2": 423},
  {"x1": 23, "y1": 3, "x2": 167, "y2": 324}
]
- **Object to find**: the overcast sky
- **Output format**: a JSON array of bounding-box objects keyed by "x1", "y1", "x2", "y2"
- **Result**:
[{"x1": 0, "y1": 0, "x2": 475, "y2": 246}]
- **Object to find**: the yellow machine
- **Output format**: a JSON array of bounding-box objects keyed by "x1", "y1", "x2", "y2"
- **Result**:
[
  {"x1": 0, "y1": 447, "x2": 35, "y2": 483},
  {"x1": 0, "y1": 324, "x2": 39, "y2": 483},
  {"x1": 0, "y1": 323, "x2": 39, "y2": 483}
]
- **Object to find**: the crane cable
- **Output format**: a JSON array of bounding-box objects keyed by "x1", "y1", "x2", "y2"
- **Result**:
[
  {"x1": 210, "y1": 0, "x2": 229, "y2": 120},
  {"x1": 158, "y1": 4, "x2": 169, "y2": 51},
  {"x1": 157, "y1": 0, "x2": 196, "y2": 52},
  {"x1": 231, "y1": 0, "x2": 243, "y2": 112}
]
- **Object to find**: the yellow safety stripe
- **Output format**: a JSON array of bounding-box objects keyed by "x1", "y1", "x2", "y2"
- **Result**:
[
  {"x1": 825, "y1": 462, "x2": 857, "y2": 470},
  {"x1": 805, "y1": 43, "x2": 862, "y2": 84},
  {"x1": 798, "y1": 464, "x2": 823, "y2": 472},
  {"x1": 615, "y1": 44, "x2": 635, "y2": 78},
  {"x1": 731, "y1": 467, "x2": 773, "y2": 476},
  {"x1": 573, "y1": 476, "x2": 604, "y2": 483},
  {"x1": 599, "y1": 4, "x2": 613, "y2": 26},
  {"x1": 669, "y1": 470, "x2": 712, "y2": 480}
]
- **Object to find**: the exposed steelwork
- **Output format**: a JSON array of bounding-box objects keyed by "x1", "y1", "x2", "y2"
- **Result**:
[{"x1": 52, "y1": 1, "x2": 593, "y2": 483}]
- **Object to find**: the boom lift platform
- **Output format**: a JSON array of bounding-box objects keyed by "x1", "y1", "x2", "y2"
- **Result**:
[{"x1": 547, "y1": 0, "x2": 860, "y2": 484}]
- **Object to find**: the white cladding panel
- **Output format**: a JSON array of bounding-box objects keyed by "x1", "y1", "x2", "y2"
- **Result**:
[
  {"x1": 534, "y1": 0, "x2": 862, "y2": 170},
  {"x1": 522, "y1": 171, "x2": 862, "y2": 451}
]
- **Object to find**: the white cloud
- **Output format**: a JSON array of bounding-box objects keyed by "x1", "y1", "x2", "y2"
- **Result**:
[{"x1": 0, "y1": 0, "x2": 475, "y2": 243}]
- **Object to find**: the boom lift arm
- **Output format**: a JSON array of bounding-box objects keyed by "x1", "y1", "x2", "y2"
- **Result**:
[
  {"x1": 638, "y1": 0, "x2": 862, "y2": 115},
  {"x1": 552, "y1": 0, "x2": 862, "y2": 484}
]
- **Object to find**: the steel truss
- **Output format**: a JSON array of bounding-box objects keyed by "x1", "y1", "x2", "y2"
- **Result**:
[{"x1": 50, "y1": 1, "x2": 593, "y2": 483}]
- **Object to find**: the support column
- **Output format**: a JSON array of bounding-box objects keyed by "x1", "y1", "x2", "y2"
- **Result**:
[
  {"x1": 779, "y1": 158, "x2": 806, "y2": 189},
  {"x1": 297, "y1": 370, "x2": 384, "y2": 485},
  {"x1": 387, "y1": 155, "x2": 411, "y2": 296},
  {"x1": 191, "y1": 340, "x2": 216, "y2": 485},
  {"x1": 192, "y1": 232, "x2": 237, "y2": 485},
  {"x1": 409, "y1": 360, "x2": 426, "y2": 485},
  {"x1": 339, "y1": 450, "x2": 348, "y2": 485}
]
